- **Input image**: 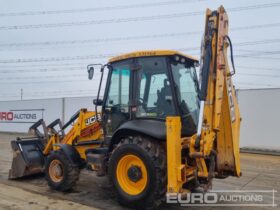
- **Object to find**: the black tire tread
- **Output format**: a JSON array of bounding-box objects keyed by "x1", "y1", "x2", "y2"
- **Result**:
[
  {"x1": 109, "y1": 136, "x2": 166, "y2": 209},
  {"x1": 45, "y1": 150, "x2": 80, "y2": 191}
]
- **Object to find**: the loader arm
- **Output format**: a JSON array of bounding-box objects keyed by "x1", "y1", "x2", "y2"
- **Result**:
[
  {"x1": 43, "y1": 109, "x2": 103, "y2": 159},
  {"x1": 190, "y1": 6, "x2": 241, "y2": 177}
]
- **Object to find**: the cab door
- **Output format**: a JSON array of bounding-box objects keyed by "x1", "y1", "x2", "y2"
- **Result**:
[{"x1": 103, "y1": 62, "x2": 131, "y2": 137}]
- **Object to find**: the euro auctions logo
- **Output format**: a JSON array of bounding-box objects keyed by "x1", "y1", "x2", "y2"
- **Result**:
[
  {"x1": 0, "y1": 112, "x2": 13, "y2": 121},
  {"x1": 0, "y1": 109, "x2": 44, "y2": 123},
  {"x1": 166, "y1": 190, "x2": 277, "y2": 207}
]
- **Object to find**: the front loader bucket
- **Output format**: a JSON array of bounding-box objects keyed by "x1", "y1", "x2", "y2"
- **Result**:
[
  {"x1": 9, "y1": 137, "x2": 45, "y2": 179},
  {"x1": 9, "y1": 118, "x2": 48, "y2": 179}
]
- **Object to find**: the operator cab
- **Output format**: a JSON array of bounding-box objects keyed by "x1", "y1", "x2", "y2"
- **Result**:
[{"x1": 88, "y1": 50, "x2": 200, "y2": 139}]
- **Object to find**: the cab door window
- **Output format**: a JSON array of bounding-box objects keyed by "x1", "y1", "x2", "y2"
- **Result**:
[
  {"x1": 104, "y1": 64, "x2": 130, "y2": 136},
  {"x1": 106, "y1": 68, "x2": 130, "y2": 108}
]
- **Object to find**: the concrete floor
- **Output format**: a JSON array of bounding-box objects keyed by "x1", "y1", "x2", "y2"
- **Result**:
[{"x1": 0, "y1": 132, "x2": 279, "y2": 210}]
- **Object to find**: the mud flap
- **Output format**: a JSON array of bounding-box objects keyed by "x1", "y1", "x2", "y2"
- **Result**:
[{"x1": 9, "y1": 138, "x2": 45, "y2": 179}]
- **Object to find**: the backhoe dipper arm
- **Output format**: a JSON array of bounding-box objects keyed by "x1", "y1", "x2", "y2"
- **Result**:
[
  {"x1": 190, "y1": 6, "x2": 241, "y2": 177},
  {"x1": 166, "y1": 6, "x2": 241, "y2": 195}
]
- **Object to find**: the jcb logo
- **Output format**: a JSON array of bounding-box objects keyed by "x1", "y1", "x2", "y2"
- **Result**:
[{"x1": 85, "y1": 114, "x2": 101, "y2": 126}]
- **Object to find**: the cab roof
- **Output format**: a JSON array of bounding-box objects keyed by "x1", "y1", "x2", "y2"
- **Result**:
[{"x1": 108, "y1": 50, "x2": 198, "y2": 63}]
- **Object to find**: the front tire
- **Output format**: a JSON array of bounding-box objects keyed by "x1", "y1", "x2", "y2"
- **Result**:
[
  {"x1": 45, "y1": 150, "x2": 80, "y2": 191},
  {"x1": 108, "y1": 136, "x2": 166, "y2": 209}
]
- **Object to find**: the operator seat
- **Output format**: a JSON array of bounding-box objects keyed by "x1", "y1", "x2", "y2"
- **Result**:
[{"x1": 156, "y1": 79, "x2": 174, "y2": 116}]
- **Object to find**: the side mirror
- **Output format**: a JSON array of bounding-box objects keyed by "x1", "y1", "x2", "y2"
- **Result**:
[
  {"x1": 93, "y1": 98, "x2": 103, "y2": 106},
  {"x1": 87, "y1": 66, "x2": 94, "y2": 80}
]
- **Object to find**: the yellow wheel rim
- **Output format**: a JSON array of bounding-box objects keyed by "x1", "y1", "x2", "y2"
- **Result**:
[
  {"x1": 116, "y1": 154, "x2": 148, "y2": 195},
  {"x1": 49, "y1": 160, "x2": 64, "y2": 183}
]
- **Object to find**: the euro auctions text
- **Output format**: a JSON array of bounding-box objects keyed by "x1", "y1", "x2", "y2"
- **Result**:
[
  {"x1": 0, "y1": 112, "x2": 36, "y2": 121},
  {"x1": 0, "y1": 109, "x2": 44, "y2": 123},
  {"x1": 166, "y1": 190, "x2": 277, "y2": 207}
]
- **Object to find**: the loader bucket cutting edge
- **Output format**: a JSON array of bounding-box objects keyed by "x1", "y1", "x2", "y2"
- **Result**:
[{"x1": 8, "y1": 138, "x2": 45, "y2": 179}]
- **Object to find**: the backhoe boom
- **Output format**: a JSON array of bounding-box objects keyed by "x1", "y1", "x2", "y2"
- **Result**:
[{"x1": 167, "y1": 6, "x2": 241, "y2": 194}]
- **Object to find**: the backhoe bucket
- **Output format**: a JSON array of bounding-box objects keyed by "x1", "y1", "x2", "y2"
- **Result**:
[
  {"x1": 8, "y1": 119, "x2": 48, "y2": 179},
  {"x1": 9, "y1": 138, "x2": 45, "y2": 179}
]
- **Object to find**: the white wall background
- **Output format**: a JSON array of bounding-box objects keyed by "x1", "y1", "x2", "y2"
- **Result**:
[
  {"x1": 0, "y1": 88, "x2": 279, "y2": 150},
  {"x1": 238, "y1": 88, "x2": 280, "y2": 150},
  {"x1": 64, "y1": 97, "x2": 94, "y2": 123}
]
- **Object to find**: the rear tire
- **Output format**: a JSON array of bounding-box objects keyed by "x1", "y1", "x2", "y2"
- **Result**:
[
  {"x1": 45, "y1": 150, "x2": 80, "y2": 191},
  {"x1": 108, "y1": 136, "x2": 166, "y2": 209}
]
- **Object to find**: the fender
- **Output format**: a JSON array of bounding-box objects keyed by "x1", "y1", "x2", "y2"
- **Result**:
[
  {"x1": 53, "y1": 144, "x2": 82, "y2": 166},
  {"x1": 109, "y1": 119, "x2": 166, "y2": 150}
]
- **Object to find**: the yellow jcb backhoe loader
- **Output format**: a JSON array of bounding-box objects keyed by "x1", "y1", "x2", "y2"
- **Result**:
[{"x1": 9, "y1": 6, "x2": 241, "y2": 209}]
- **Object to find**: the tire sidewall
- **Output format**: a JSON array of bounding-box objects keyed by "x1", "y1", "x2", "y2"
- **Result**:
[
  {"x1": 109, "y1": 143, "x2": 157, "y2": 204},
  {"x1": 45, "y1": 151, "x2": 70, "y2": 190}
]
